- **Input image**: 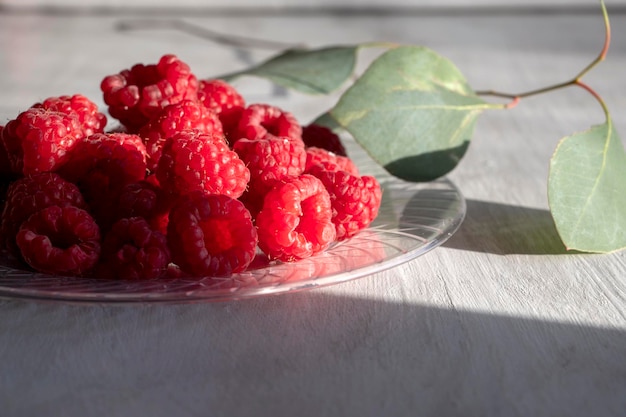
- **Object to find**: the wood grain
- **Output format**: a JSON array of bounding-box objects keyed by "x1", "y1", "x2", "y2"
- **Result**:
[{"x1": 0, "y1": 10, "x2": 624, "y2": 417}]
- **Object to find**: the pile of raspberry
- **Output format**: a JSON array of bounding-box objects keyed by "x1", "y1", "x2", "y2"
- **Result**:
[{"x1": 0, "y1": 54, "x2": 382, "y2": 281}]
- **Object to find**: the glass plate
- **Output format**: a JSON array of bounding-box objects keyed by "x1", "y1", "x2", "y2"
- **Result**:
[{"x1": 0, "y1": 139, "x2": 465, "y2": 304}]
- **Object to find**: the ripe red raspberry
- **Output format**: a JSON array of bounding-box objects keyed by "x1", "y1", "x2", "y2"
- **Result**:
[
  {"x1": 16, "y1": 205, "x2": 101, "y2": 276},
  {"x1": 156, "y1": 130, "x2": 249, "y2": 199},
  {"x1": 197, "y1": 79, "x2": 245, "y2": 144},
  {"x1": 304, "y1": 147, "x2": 359, "y2": 176},
  {"x1": 167, "y1": 192, "x2": 258, "y2": 276},
  {"x1": 0, "y1": 125, "x2": 15, "y2": 212},
  {"x1": 113, "y1": 178, "x2": 173, "y2": 235},
  {"x1": 58, "y1": 132, "x2": 148, "y2": 228},
  {"x1": 59, "y1": 132, "x2": 147, "y2": 191},
  {"x1": 32, "y1": 94, "x2": 107, "y2": 137},
  {"x1": 100, "y1": 54, "x2": 199, "y2": 131},
  {"x1": 138, "y1": 100, "x2": 224, "y2": 171},
  {"x1": 234, "y1": 135, "x2": 306, "y2": 193},
  {"x1": 0, "y1": 126, "x2": 4, "y2": 162},
  {"x1": 197, "y1": 79, "x2": 245, "y2": 115},
  {"x1": 301, "y1": 123, "x2": 347, "y2": 156},
  {"x1": 234, "y1": 104, "x2": 302, "y2": 145},
  {"x1": 256, "y1": 174, "x2": 336, "y2": 262},
  {"x1": 98, "y1": 217, "x2": 170, "y2": 280},
  {"x1": 1, "y1": 173, "x2": 86, "y2": 255},
  {"x1": 308, "y1": 164, "x2": 382, "y2": 240},
  {"x1": 1, "y1": 107, "x2": 84, "y2": 175},
  {"x1": 234, "y1": 135, "x2": 306, "y2": 217},
  {"x1": 0, "y1": 125, "x2": 14, "y2": 179}
]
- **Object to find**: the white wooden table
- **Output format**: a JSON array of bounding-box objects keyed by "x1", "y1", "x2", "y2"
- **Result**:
[{"x1": 0, "y1": 6, "x2": 625, "y2": 417}]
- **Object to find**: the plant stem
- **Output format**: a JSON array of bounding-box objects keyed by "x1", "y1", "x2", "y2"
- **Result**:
[
  {"x1": 575, "y1": 80, "x2": 610, "y2": 118},
  {"x1": 476, "y1": 0, "x2": 610, "y2": 109},
  {"x1": 116, "y1": 19, "x2": 301, "y2": 50},
  {"x1": 574, "y1": 0, "x2": 611, "y2": 81}
]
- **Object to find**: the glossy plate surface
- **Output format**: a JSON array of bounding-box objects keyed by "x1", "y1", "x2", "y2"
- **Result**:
[{"x1": 0, "y1": 139, "x2": 466, "y2": 304}]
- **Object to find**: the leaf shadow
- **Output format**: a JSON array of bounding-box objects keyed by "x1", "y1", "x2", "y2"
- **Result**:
[
  {"x1": 383, "y1": 141, "x2": 470, "y2": 182},
  {"x1": 444, "y1": 199, "x2": 569, "y2": 255}
]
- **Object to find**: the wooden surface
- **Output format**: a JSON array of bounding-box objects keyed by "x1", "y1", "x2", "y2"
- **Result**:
[
  {"x1": 0, "y1": 7, "x2": 625, "y2": 417},
  {"x1": 4, "y1": 1, "x2": 626, "y2": 10}
]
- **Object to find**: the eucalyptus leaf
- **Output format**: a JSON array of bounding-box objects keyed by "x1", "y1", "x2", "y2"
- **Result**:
[
  {"x1": 548, "y1": 119, "x2": 626, "y2": 253},
  {"x1": 220, "y1": 46, "x2": 358, "y2": 94},
  {"x1": 330, "y1": 46, "x2": 498, "y2": 182},
  {"x1": 312, "y1": 112, "x2": 343, "y2": 132}
]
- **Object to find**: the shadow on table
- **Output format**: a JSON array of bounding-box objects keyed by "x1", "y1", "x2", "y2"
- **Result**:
[
  {"x1": 444, "y1": 199, "x2": 569, "y2": 255},
  {"x1": 2, "y1": 293, "x2": 624, "y2": 417}
]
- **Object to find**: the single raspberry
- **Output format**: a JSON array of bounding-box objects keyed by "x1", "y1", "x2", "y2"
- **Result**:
[
  {"x1": 0, "y1": 125, "x2": 17, "y2": 186},
  {"x1": 301, "y1": 123, "x2": 347, "y2": 156},
  {"x1": 234, "y1": 135, "x2": 306, "y2": 217},
  {"x1": 100, "y1": 54, "x2": 199, "y2": 131},
  {"x1": 197, "y1": 79, "x2": 245, "y2": 115},
  {"x1": 1, "y1": 107, "x2": 84, "y2": 175},
  {"x1": 304, "y1": 147, "x2": 359, "y2": 176},
  {"x1": 256, "y1": 174, "x2": 336, "y2": 262},
  {"x1": 58, "y1": 132, "x2": 148, "y2": 228},
  {"x1": 59, "y1": 132, "x2": 147, "y2": 192},
  {"x1": 156, "y1": 130, "x2": 249, "y2": 199},
  {"x1": 197, "y1": 79, "x2": 245, "y2": 144},
  {"x1": 138, "y1": 100, "x2": 224, "y2": 171},
  {"x1": 98, "y1": 217, "x2": 170, "y2": 280},
  {"x1": 233, "y1": 104, "x2": 302, "y2": 145},
  {"x1": 113, "y1": 178, "x2": 173, "y2": 235},
  {"x1": 234, "y1": 135, "x2": 306, "y2": 192},
  {"x1": 32, "y1": 94, "x2": 107, "y2": 137},
  {"x1": 308, "y1": 164, "x2": 382, "y2": 240},
  {"x1": 167, "y1": 192, "x2": 258, "y2": 276},
  {"x1": 16, "y1": 205, "x2": 101, "y2": 276},
  {"x1": 1, "y1": 173, "x2": 86, "y2": 255},
  {"x1": 0, "y1": 125, "x2": 6, "y2": 173},
  {"x1": 0, "y1": 130, "x2": 19, "y2": 214}
]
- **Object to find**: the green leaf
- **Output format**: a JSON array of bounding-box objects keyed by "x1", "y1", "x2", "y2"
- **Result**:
[
  {"x1": 548, "y1": 118, "x2": 626, "y2": 253},
  {"x1": 220, "y1": 46, "x2": 358, "y2": 94},
  {"x1": 311, "y1": 112, "x2": 343, "y2": 132},
  {"x1": 329, "y1": 45, "x2": 498, "y2": 182}
]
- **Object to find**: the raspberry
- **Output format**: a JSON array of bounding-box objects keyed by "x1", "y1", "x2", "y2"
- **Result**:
[
  {"x1": 58, "y1": 132, "x2": 148, "y2": 228},
  {"x1": 308, "y1": 164, "x2": 382, "y2": 240},
  {"x1": 1, "y1": 173, "x2": 86, "y2": 255},
  {"x1": 234, "y1": 104, "x2": 302, "y2": 145},
  {"x1": 156, "y1": 130, "x2": 249, "y2": 199},
  {"x1": 234, "y1": 135, "x2": 306, "y2": 217},
  {"x1": 234, "y1": 135, "x2": 306, "y2": 191},
  {"x1": 98, "y1": 217, "x2": 170, "y2": 280},
  {"x1": 1, "y1": 107, "x2": 84, "y2": 175},
  {"x1": 32, "y1": 94, "x2": 107, "y2": 137},
  {"x1": 0, "y1": 126, "x2": 5, "y2": 165},
  {"x1": 101, "y1": 54, "x2": 199, "y2": 131},
  {"x1": 16, "y1": 205, "x2": 101, "y2": 276},
  {"x1": 197, "y1": 79, "x2": 245, "y2": 115},
  {"x1": 301, "y1": 123, "x2": 347, "y2": 156},
  {"x1": 0, "y1": 125, "x2": 15, "y2": 180},
  {"x1": 113, "y1": 178, "x2": 173, "y2": 235},
  {"x1": 138, "y1": 100, "x2": 224, "y2": 171},
  {"x1": 167, "y1": 192, "x2": 257, "y2": 276},
  {"x1": 197, "y1": 79, "x2": 245, "y2": 144},
  {"x1": 59, "y1": 132, "x2": 147, "y2": 192},
  {"x1": 256, "y1": 174, "x2": 336, "y2": 262},
  {"x1": 0, "y1": 125, "x2": 21, "y2": 217},
  {"x1": 304, "y1": 147, "x2": 359, "y2": 176}
]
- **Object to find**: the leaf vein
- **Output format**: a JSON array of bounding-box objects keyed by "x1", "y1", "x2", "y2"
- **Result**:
[{"x1": 571, "y1": 121, "x2": 613, "y2": 237}]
